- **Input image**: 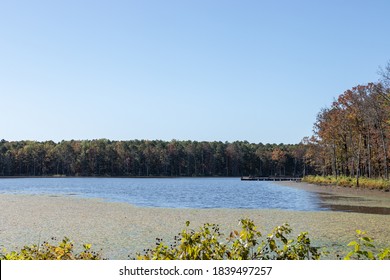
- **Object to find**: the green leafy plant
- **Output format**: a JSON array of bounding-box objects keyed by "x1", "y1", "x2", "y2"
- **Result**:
[
  {"x1": 344, "y1": 230, "x2": 390, "y2": 260},
  {"x1": 0, "y1": 237, "x2": 102, "y2": 260},
  {"x1": 2, "y1": 220, "x2": 389, "y2": 260},
  {"x1": 259, "y1": 224, "x2": 321, "y2": 260},
  {"x1": 136, "y1": 218, "x2": 321, "y2": 260}
]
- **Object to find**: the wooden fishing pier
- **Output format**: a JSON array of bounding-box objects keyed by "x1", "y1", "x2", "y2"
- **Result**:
[{"x1": 241, "y1": 176, "x2": 302, "y2": 182}]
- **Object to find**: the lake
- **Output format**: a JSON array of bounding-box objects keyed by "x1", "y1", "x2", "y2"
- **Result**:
[{"x1": 0, "y1": 177, "x2": 329, "y2": 211}]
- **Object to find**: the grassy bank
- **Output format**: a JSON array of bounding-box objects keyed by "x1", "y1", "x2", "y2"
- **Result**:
[{"x1": 302, "y1": 175, "x2": 390, "y2": 191}]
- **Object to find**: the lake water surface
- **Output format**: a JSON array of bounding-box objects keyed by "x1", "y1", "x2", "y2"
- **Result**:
[{"x1": 0, "y1": 177, "x2": 328, "y2": 211}]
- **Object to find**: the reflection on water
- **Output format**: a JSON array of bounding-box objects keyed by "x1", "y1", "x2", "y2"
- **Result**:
[
  {"x1": 317, "y1": 193, "x2": 390, "y2": 215},
  {"x1": 320, "y1": 204, "x2": 390, "y2": 215}
]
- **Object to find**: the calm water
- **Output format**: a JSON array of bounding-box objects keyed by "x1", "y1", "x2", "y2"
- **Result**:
[{"x1": 0, "y1": 177, "x2": 326, "y2": 211}]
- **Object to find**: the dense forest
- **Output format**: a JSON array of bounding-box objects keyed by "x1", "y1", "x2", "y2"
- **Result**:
[
  {"x1": 0, "y1": 139, "x2": 308, "y2": 177},
  {"x1": 1, "y1": 62, "x2": 389, "y2": 179}
]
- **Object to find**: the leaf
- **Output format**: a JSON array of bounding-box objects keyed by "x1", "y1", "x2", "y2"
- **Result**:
[
  {"x1": 344, "y1": 252, "x2": 353, "y2": 260},
  {"x1": 366, "y1": 251, "x2": 375, "y2": 260},
  {"x1": 361, "y1": 237, "x2": 372, "y2": 242},
  {"x1": 354, "y1": 243, "x2": 360, "y2": 252}
]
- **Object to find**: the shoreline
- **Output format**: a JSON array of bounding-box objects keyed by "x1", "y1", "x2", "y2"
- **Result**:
[
  {"x1": 274, "y1": 180, "x2": 390, "y2": 214},
  {"x1": 1, "y1": 191, "x2": 390, "y2": 259},
  {"x1": 0, "y1": 176, "x2": 241, "y2": 179},
  {"x1": 274, "y1": 180, "x2": 390, "y2": 198}
]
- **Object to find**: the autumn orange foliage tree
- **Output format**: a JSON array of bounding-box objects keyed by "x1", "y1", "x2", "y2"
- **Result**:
[{"x1": 304, "y1": 62, "x2": 390, "y2": 181}]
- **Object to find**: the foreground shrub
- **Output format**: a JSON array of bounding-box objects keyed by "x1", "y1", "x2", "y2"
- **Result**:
[
  {"x1": 344, "y1": 230, "x2": 390, "y2": 260},
  {"x1": 136, "y1": 219, "x2": 321, "y2": 260},
  {"x1": 0, "y1": 237, "x2": 102, "y2": 260},
  {"x1": 1, "y1": 219, "x2": 389, "y2": 260}
]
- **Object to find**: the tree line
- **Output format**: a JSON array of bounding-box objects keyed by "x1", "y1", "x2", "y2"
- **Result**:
[
  {"x1": 304, "y1": 62, "x2": 390, "y2": 180},
  {"x1": 0, "y1": 139, "x2": 309, "y2": 177}
]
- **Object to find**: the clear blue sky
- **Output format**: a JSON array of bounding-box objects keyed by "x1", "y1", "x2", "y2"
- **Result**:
[{"x1": 1, "y1": 0, "x2": 389, "y2": 144}]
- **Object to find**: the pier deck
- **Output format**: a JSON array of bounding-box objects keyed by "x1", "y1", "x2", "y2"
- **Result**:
[{"x1": 241, "y1": 176, "x2": 302, "y2": 182}]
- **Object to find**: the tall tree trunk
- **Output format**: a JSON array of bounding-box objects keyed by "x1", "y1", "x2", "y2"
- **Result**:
[
  {"x1": 379, "y1": 128, "x2": 389, "y2": 179},
  {"x1": 332, "y1": 142, "x2": 337, "y2": 178},
  {"x1": 367, "y1": 133, "x2": 372, "y2": 178},
  {"x1": 356, "y1": 134, "x2": 362, "y2": 188}
]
